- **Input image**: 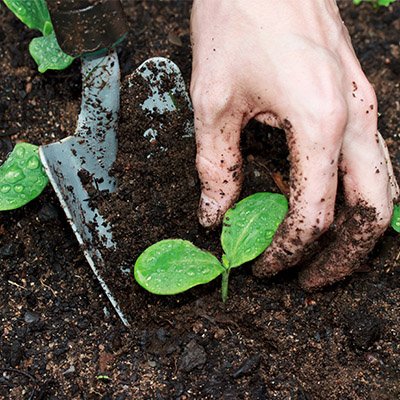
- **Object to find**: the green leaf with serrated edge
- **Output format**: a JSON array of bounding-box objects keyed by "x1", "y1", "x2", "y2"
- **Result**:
[
  {"x1": 221, "y1": 192, "x2": 288, "y2": 269},
  {"x1": 29, "y1": 33, "x2": 74, "y2": 73},
  {"x1": 391, "y1": 205, "x2": 400, "y2": 233},
  {"x1": 0, "y1": 143, "x2": 48, "y2": 211},
  {"x1": 3, "y1": 0, "x2": 51, "y2": 33},
  {"x1": 134, "y1": 239, "x2": 224, "y2": 295}
]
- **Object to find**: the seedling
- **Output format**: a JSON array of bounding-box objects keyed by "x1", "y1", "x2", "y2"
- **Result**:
[
  {"x1": 135, "y1": 192, "x2": 288, "y2": 301},
  {"x1": 0, "y1": 143, "x2": 48, "y2": 211},
  {"x1": 135, "y1": 193, "x2": 400, "y2": 301},
  {"x1": 3, "y1": 0, "x2": 74, "y2": 72},
  {"x1": 353, "y1": 0, "x2": 396, "y2": 7}
]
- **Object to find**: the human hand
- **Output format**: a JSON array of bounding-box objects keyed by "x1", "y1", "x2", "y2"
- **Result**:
[{"x1": 190, "y1": 0, "x2": 399, "y2": 290}]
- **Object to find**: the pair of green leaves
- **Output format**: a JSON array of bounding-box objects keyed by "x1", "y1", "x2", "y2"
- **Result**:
[
  {"x1": 3, "y1": 0, "x2": 74, "y2": 72},
  {"x1": 0, "y1": 143, "x2": 48, "y2": 211},
  {"x1": 134, "y1": 192, "x2": 288, "y2": 299}
]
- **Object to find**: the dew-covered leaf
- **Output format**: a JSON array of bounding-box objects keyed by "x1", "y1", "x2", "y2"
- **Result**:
[
  {"x1": 3, "y1": 0, "x2": 51, "y2": 33},
  {"x1": 134, "y1": 239, "x2": 224, "y2": 295},
  {"x1": 0, "y1": 143, "x2": 48, "y2": 211},
  {"x1": 391, "y1": 204, "x2": 400, "y2": 233},
  {"x1": 221, "y1": 192, "x2": 288, "y2": 268},
  {"x1": 29, "y1": 33, "x2": 75, "y2": 73}
]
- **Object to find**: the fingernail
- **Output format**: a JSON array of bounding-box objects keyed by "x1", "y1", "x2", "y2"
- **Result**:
[{"x1": 198, "y1": 193, "x2": 222, "y2": 227}]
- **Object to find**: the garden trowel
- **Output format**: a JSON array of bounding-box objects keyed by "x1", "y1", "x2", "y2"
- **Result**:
[{"x1": 39, "y1": 53, "x2": 192, "y2": 326}]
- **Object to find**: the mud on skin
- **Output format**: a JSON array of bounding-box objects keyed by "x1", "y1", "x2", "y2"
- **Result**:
[
  {"x1": 253, "y1": 196, "x2": 384, "y2": 291},
  {"x1": 299, "y1": 203, "x2": 380, "y2": 290}
]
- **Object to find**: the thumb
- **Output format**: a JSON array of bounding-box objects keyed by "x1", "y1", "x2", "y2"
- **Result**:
[{"x1": 194, "y1": 105, "x2": 244, "y2": 227}]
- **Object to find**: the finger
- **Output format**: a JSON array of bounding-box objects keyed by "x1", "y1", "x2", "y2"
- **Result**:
[
  {"x1": 377, "y1": 130, "x2": 400, "y2": 201},
  {"x1": 299, "y1": 83, "x2": 395, "y2": 290},
  {"x1": 253, "y1": 99, "x2": 347, "y2": 278},
  {"x1": 191, "y1": 88, "x2": 245, "y2": 227}
]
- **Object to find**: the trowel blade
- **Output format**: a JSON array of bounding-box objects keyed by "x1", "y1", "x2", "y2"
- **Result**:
[{"x1": 39, "y1": 56, "x2": 192, "y2": 326}]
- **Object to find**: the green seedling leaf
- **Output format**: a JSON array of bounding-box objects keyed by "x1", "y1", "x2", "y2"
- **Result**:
[
  {"x1": 29, "y1": 32, "x2": 75, "y2": 73},
  {"x1": 353, "y1": 0, "x2": 396, "y2": 6},
  {"x1": 0, "y1": 142, "x2": 48, "y2": 211},
  {"x1": 391, "y1": 204, "x2": 400, "y2": 233},
  {"x1": 3, "y1": 0, "x2": 51, "y2": 33},
  {"x1": 134, "y1": 239, "x2": 224, "y2": 295},
  {"x1": 221, "y1": 192, "x2": 288, "y2": 268}
]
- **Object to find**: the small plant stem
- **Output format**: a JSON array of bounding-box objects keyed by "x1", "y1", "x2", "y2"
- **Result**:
[{"x1": 221, "y1": 269, "x2": 230, "y2": 303}]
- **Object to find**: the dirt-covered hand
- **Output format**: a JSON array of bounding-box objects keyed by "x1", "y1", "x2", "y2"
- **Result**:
[{"x1": 190, "y1": 0, "x2": 399, "y2": 289}]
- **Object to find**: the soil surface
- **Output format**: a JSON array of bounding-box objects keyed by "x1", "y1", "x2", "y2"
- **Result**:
[{"x1": 1, "y1": 1, "x2": 399, "y2": 399}]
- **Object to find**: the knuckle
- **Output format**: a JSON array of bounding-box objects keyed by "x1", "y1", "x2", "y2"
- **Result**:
[
  {"x1": 191, "y1": 81, "x2": 234, "y2": 123},
  {"x1": 303, "y1": 93, "x2": 348, "y2": 140}
]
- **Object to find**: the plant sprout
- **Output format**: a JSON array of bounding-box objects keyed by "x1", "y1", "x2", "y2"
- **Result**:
[
  {"x1": 3, "y1": 0, "x2": 74, "y2": 72},
  {"x1": 135, "y1": 192, "x2": 288, "y2": 301},
  {"x1": 135, "y1": 193, "x2": 400, "y2": 301}
]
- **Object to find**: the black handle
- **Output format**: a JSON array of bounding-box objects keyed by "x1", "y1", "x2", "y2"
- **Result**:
[{"x1": 47, "y1": 0, "x2": 128, "y2": 57}]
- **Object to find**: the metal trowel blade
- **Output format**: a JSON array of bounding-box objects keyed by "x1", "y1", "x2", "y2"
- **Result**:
[{"x1": 39, "y1": 55, "x2": 192, "y2": 326}]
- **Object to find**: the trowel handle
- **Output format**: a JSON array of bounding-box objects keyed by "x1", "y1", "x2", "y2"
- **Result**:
[{"x1": 47, "y1": 0, "x2": 128, "y2": 57}]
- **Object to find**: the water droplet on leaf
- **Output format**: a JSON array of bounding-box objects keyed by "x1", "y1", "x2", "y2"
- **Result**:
[
  {"x1": 26, "y1": 156, "x2": 40, "y2": 170},
  {"x1": 15, "y1": 146, "x2": 25, "y2": 158},
  {"x1": 14, "y1": 184, "x2": 24, "y2": 193},
  {"x1": 0, "y1": 184, "x2": 11, "y2": 193},
  {"x1": 5, "y1": 167, "x2": 25, "y2": 184}
]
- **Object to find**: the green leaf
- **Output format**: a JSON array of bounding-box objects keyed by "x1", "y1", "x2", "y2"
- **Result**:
[
  {"x1": 221, "y1": 192, "x2": 288, "y2": 268},
  {"x1": 0, "y1": 142, "x2": 48, "y2": 211},
  {"x1": 353, "y1": 0, "x2": 396, "y2": 6},
  {"x1": 377, "y1": 0, "x2": 396, "y2": 6},
  {"x1": 3, "y1": 0, "x2": 51, "y2": 34},
  {"x1": 43, "y1": 20, "x2": 53, "y2": 36},
  {"x1": 29, "y1": 32, "x2": 75, "y2": 73},
  {"x1": 134, "y1": 239, "x2": 224, "y2": 295},
  {"x1": 391, "y1": 204, "x2": 400, "y2": 233}
]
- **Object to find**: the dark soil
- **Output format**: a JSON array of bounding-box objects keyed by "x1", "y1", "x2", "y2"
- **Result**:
[{"x1": 1, "y1": 1, "x2": 399, "y2": 399}]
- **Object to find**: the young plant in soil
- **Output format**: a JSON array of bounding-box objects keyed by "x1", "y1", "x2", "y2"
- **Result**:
[
  {"x1": 134, "y1": 192, "x2": 288, "y2": 301},
  {"x1": 135, "y1": 193, "x2": 400, "y2": 301},
  {"x1": 3, "y1": 0, "x2": 74, "y2": 72}
]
